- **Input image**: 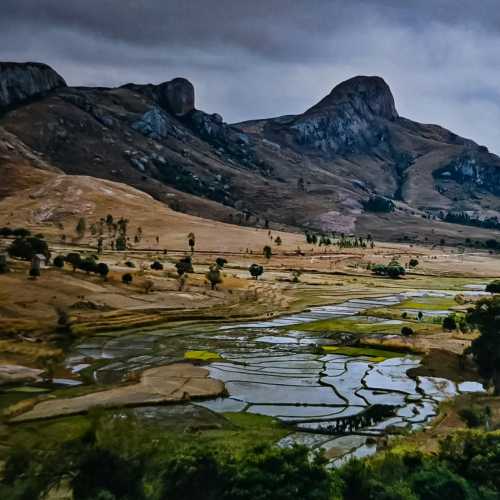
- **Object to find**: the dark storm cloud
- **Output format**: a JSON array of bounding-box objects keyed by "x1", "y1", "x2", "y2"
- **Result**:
[{"x1": 2, "y1": 1, "x2": 500, "y2": 152}]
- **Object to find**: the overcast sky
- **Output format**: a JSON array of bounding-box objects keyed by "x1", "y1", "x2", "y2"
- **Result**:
[{"x1": 2, "y1": 0, "x2": 500, "y2": 152}]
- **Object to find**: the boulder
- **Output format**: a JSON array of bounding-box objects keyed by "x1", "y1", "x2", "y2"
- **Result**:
[
  {"x1": 158, "y1": 77, "x2": 195, "y2": 116},
  {"x1": 0, "y1": 62, "x2": 66, "y2": 110}
]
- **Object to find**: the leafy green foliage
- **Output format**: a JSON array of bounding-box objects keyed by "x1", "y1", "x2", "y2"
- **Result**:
[
  {"x1": 467, "y1": 297, "x2": 500, "y2": 394},
  {"x1": 486, "y1": 280, "x2": 500, "y2": 294}
]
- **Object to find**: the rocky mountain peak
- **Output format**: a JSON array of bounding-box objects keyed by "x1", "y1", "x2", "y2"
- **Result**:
[
  {"x1": 307, "y1": 75, "x2": 398, "y2": 121},
  {"x1": 0, "y1": 62, "x2": 66, "y2": 110}
]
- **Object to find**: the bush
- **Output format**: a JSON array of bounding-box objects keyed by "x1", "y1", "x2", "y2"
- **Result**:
[
  {"x1": 7, "y1": 236, "x2": 49, "y2": 261},
  {"x1": 363, "y1": 195, "x2": 395, "y2": 213},
  {"x1": 409, "y1": 259, "x2": 419, "y2": 268},
  {"x1": 401, "y1": 326, "x2": 414, "y2": 336},
  {"x1": 0, "y1": 227, "x2": 13, "y2": 237},
  {"x1": 53, "y1": 255, "x2": 65, "y2": 268},
  {"x1": 150, "y1": 261, "x2": 164, "y2": 271},
  {"x1": 458, "y1": 406, "x2": 490, "y2": 428},
  {"x1": 249, "y1": 263, "x2": 264, "y2": 280},
  {"x1": 125, "y1": 261, "x2": 136, "y2": 268},
  {"x1": 122, "y1": 273, "x2": 133, "y2": 285},
  {"x1": 115, "y1": 236, "x2": 127, "y2": 251},
  {"x1": 96, "y1": 263, "x2": 109, "y2": 279},
  {"x1": 442, "y1": 315, "x2": 457, "y2": 331},
  {"x1": 175, "y1": 256, "x2": 193, "y2": 276},
  {"x1": 216, "y1": 257, "x2": 228, "y2": 268},
  {"x1": 80, "y1": 257, "x2": 98, "y2": 274},
  {"x1": 66, "y1": 253, "x2": 82, "y2": 271},
  {"x1": 485, "y1": 279, "x2": 500, "y2": 294},
  {"x1": 11, "y1": 228, "x2": 31, "y2": 238},
  {"x1": 0, "y1": 254, "x2": 8, "y2": 274}
]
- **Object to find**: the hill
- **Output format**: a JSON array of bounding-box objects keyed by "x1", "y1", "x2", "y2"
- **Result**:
[{"x1": 2, "y1": 62, "x2": 500, "y2": 244}]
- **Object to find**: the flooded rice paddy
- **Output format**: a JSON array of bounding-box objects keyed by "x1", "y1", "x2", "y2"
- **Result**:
[{"x1": 58, "y1": 288, "x2": 486, "y2": 463}]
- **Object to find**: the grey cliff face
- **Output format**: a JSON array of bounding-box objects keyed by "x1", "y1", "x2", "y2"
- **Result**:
[
  {"x1": 289, "y1": 76, "x2": 397, "y2": 154},
  {"x1": 0, "y1": 62, "x2": 67, "y2": 110}
]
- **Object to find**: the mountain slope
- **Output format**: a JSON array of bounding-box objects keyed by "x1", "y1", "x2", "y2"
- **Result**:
[{"x1": 2, "y1": 62, "x2": 500, "y2": 244}]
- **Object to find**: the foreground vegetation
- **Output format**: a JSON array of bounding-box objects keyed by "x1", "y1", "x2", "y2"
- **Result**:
[{"x1": 1, "y1": 418, "x2": 498, "y2": 499}]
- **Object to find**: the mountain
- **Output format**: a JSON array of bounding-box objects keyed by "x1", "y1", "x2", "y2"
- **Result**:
[{"x1": 1, "y1": 62, "x2": 500, "y2": 244}]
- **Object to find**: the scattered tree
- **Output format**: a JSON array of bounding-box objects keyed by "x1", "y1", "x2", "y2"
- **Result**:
[
  {"x1": 122, "y1": 273, "x2": 133, "y2": 285},
  {"x1": 466, "y1": 296, "x2": 500, "y2": 394},
  {"x1": 401, "y1": 326, "x2": 414, "y2": 336},
  {"x1": 115, "y1": 236, "x2": 127, "y2": 251},
  {"x1": 409, "y1": 259, "x2": 419, "y2": 268},
  {"x1": 7, "y1": 236, "x2": 49, "y2": 261},
  {"x1": 485, "y1": 279, "x2": 500, "y2": 294},
  {"x1": 216, "y1": 257, "x2": 228, "y2": 269},
  {"x1": 0, "y1": 254, "x2": 8, "y2": 274},
  {"x1": 66, "y1": 253, "x2": 82, "y2": 272},
  {"x1": 442, "y1": 315, "x2": 457, "y2": 332},
  {"x1": 206, "y1": 263, "x2": 223, "y2": 290},
  {"x1": 96, "y1": 263, "x2": 109, "y2": 280},
  {"x1": 53, "y1": 255, "x2": 65, "y2": 268},
  {"x1": 76, "y1": 217, "x2": 87, "y2": 238},
  {"x1": 263, "y1": 245, "x2": 272, "y2": 260},
  {"x1": 176, "y1": 256, "x2": 193, "y2": 276},
  {"x1": 188, "y1": 232, "x2": 196, "y2": 253},
  {"x1": 249, "y1": 264, "x2": 264, "y2": 280},
  {"x1": 150, "y1": 261, "x2": 164, "y2": 271},
  {"x1": 275, "y1": 236, "x2": 282, "y2": 246}
]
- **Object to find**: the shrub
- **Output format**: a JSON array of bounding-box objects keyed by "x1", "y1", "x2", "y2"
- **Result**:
[
  {"x1": 459, "y1": 406, "x2": 490, "y2": 428},
  {"x1": 442, "y1": 315, "x2": 457, "y2": 331},
  {"x1": 216, "y1": 257, "x2": 228, "y2": 268},
  {"x1": 150, "y1": 261, "x2": 164, "y2": 271},
  {"x1": 122, "y1": 273, "x2": 133, "y2": 285},
  {"x1": 485, "y1": 279, "x2": 500, "y2": 294},
  {"x1": 96, "y1": 263, "x2": 109, "y2": 279},
  {"x1": 0, "y1": 227, "x2": 13, "y2": 237},
  {"x1": 125, "y1": 261, "x2": 136, "y2": 268},
  {"x1": 80, "y1": 257, "x2": 98, "y2": 274},
  {"x1": 363, "y1": 195, "x2": 395, "y2": 213},
  {"x1": 175, "y1": 256, "x2": 193, "y2": 276},
  {"x1": 53, "y1": 255, "x2": 65, "y2": 268},
  {"x1": 0, "y1": 255, "x2": 8, "y2": 274},
  {"x1": 249, "y1": 263, "x2": 264, "y2": 280},
  {"x1": 263, "y1": 245, "x2": 272, "y2": 259},
  {"x1": 409, "y1": 258, "x2": 419, "y2": 268},
  {"x1": 11, "y1": 228, "x2": 31, "y2": 238},
  {"x1": 7, "y1": 236, "x2": 49, "y2": 261},
  {"x1": 401, "y1": 326, "x2": 414, "y2": 336},
  {"x1": 115, "y1": 236, "x2": 127, "y2": 251},
  {"x1": 206, "y1": 264, "x2": 223, "y2": 290},
  {"x1": 66, "y1": 253, "x2": 82, "y2": 271}
]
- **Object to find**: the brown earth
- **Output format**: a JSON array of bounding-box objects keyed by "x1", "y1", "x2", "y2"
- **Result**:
[{"x1": 9, "y1": 363, "x2": 224, "y2": 422}]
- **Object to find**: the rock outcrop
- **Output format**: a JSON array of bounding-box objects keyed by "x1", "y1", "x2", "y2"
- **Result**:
[
  {"x1": 289, "y1": 76, "x2": 397, "y2": 154},
  {"x1": 0, "y1": 62, "x2": 66, "y2": 110},
  {"x1": 124, "y1": 77, "x2": 195, "y2": 117}
]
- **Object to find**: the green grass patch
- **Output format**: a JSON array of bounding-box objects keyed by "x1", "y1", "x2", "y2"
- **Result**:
[
  {"x1": 321, "y1": 345, "x2": 407, "y2": 360},
  {"x1": 184, "y1": 350, "x2": 222, "y2": 362},
  {"x1": 395, "y1": 296, "x2": 457, "y2": 311}
]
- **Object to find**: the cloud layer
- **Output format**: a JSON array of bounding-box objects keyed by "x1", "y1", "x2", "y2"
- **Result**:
[{"x1": 2, "y1": 0, "x2": 500, "y2": 152}]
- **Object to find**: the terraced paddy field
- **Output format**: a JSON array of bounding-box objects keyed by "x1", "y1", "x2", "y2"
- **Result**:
[{"x1": 0, "y1": 286, "x2": 488, "y2": 465}]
